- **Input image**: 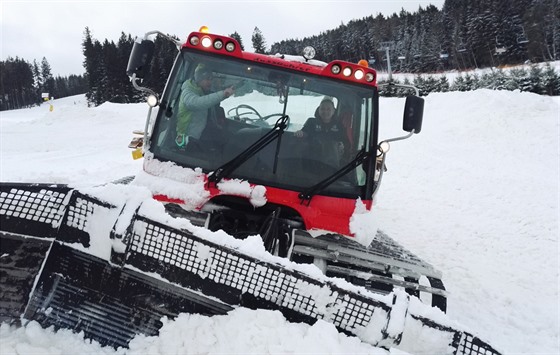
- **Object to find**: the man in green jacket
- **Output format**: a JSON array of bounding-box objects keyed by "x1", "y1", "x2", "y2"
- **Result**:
[{"x1": 176, "y1": 64, "x2": 234, "y2": 151}]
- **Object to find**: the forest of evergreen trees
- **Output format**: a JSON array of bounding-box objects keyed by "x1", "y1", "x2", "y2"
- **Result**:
[
  {"x1": 81, "y1": 28, "x2": 178, "y2": 107},
  {"x1": 2, "y1": 0, "x2": 559, "y2": 111},
  {"x1": 0, "y1": 57, "x2": 86, "y2": 111},
  {"x1": 81, "y1": 0, "x2": 559, "y2": 106},
  {"x1": 271, "y1": 0, "x2": 559, "y2": 73}
]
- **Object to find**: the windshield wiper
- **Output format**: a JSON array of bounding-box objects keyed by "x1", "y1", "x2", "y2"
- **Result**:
[
  {"x1": 208, "y1": 115, "x2": 289, "y2": 186},
  {"x1": 298, "y1": 149, "x2": 371, "y2": 205}
]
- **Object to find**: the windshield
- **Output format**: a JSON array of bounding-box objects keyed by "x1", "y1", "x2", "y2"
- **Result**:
[{"x1": 150, "y1": 51, "x2": 376, "y2": 198}]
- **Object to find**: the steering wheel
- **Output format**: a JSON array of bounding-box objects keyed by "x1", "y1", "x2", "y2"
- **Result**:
[{"x1": 227, "y1": 104, "x2": 284, "y2": 124}]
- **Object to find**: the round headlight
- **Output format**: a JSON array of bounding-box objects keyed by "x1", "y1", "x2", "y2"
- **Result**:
[
  {"x1": 331, "y1": 64, "x2": 341, "y2": 74},
  {"x1": 378, "y1": 141, "x2": 390, "y2": 154},
  {"x1": 213, "y1": 39, "x2": 223, "y2": 50},
  {"x1": 342, "y1": 67, "x2": 352, "y2": 77},
  {"x1": 201, "y1": 36, "x2": 212, "y2": 48},
  {"x1": 354, "y1": 69, "x2": 364, "y2": 80},
  {"x1": 146, "y1": 94, "x2": 158, "y2": 107},
  {"x1": 302, "y1": 46, "x2": 316, "y2": 60},
  {"x1": 189, "y1": 36, "x2": 200, "y2": 46},
  {"x1": 225, "y1": 41, "x2": 236, "y2": 52},
  {"x1": 365, "y1": 72, "x2": 375, "y2": 82}
]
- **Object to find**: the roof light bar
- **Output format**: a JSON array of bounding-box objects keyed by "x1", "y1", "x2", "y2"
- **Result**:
[
  {"x1": 328, "y1": 62, "x2": 376, "y2": 84},
  {"x1": 187, "y1": 31, "x2": 375, "y2": 85},
  {"x1": 187, "y1": 32, "x2": 241, "y2": 56}
]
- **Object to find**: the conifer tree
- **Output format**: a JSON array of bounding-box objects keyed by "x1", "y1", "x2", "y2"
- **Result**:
[
  {"x1": 32, "y1": 60, "x2": 42, "y2": 95},
  {"x1": 230, "y1": 31, "x2": 245, "y2": 51},
  {"x1": 117, "y1": 32, "x2": 137, "y2": 102},
  {"x1": 102, "y1": 39, "x2": 120, "y2": 102},
  {"x1": 252, "y1": 27, "x2": 267, "y2": 54},
  {"x1": 41, "y1": 57, "x2": 55, "y2": 98},
  {"x1": 542, "y1": 63, "x2": 560, "y2": 96},
  {"x1": 83, "y1": 27, "x2": 98, "y2": 106}
]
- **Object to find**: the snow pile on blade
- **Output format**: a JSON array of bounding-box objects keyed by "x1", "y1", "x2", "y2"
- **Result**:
[{"x1": 0, "y1": 182, "x2": 501, "y2": 354}]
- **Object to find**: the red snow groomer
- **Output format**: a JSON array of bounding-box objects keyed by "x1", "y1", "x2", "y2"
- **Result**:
[{"x1": 0, "y1": 28, "x2": 501, "y2": 354}]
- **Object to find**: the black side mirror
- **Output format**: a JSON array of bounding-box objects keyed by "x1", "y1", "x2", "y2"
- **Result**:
[
  {"x1": 403, "y1": 95, "x2": 424, "y2": 133},
  {"x1": 126, "y1": 39, "x2": 155, "y2": 79}
]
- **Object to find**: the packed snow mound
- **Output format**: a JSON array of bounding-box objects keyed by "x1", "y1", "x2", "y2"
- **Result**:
[
  {"x1": 0, "y1": 94, "x2": 146, "y2": 185},
  {"x1": 0, "y1": 309, "x2": 391, "y2": 355},
  {"x1": 128, "y1": 309, "x2": 388, "y2": 354}
]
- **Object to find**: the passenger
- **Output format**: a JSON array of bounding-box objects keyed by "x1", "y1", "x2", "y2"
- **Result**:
[
  {"x1": 176, "y1": 64, "x2": 234, "y2": 152},
  {"x1": 294, "y1": 96, "x2": 349, "y2": 165}
]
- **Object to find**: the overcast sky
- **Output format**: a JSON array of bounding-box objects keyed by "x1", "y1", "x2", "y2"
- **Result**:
[{"x1": 2, "y1": 1, "x2": 444, "y2": 77}]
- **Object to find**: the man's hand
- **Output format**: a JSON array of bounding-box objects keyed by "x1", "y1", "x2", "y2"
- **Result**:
[{"x1": 223, "y1": 86, "x2": 234, "y2": 98}]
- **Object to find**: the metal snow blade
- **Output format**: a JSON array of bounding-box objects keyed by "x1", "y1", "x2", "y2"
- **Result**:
[{"x1": 0, "y1": 183, "x2": 501, "y2": 354}]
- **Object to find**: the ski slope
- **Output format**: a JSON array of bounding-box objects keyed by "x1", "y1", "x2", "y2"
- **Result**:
[{"x1": 0, "y1": 90, "x2": 558, "y2": 354}]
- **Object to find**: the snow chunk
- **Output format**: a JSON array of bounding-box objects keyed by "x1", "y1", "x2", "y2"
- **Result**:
[
  {"x1": 127, "y1": 308, "x2": 385, "y2": 354},
  {"x1": 62, "y1": 183, "x2": 155, "y2": 260},
  {"x1": 217, "y1": 179, "x2": 267, "y2": 207},
  {"x1": 250, "y1": 184, "x2": 267, "y2": 207},
  {"x1": 354, "y1": 306, "x2": 391, "y2": 345},
  {"x1": 349, "y1": 197, "x2": 379, "y2": 246},
  {"x1": 293, "y1": 281, "x2": 341, "y2": 319},
  {"x1": 0, "y1": 321, "x2": 124, "y2": 355},
  {"x1": 398, "y1": 316, "x2": 455, "y2": 354},
  {"x1": 135, "y1": 157, "x2": 209, "y2": 209}
]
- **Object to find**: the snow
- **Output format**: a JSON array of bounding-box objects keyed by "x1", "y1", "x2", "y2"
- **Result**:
[
  {"x1": 217, "y1": 179, "x2": 268, "y2": 207},
  {"x1": 0, "y1": 310, "x2": 387, "y2": 355},
  {"x1": 350, "y1": 197, "x2": 381, "y2": 246},
  {"x1": 0, "y1": 88, "x2": 559, "y2": 354}
]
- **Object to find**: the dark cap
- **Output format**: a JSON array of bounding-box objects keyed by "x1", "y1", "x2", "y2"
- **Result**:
[{"x1": 194, "y1": 64, "x2": 213, "y2": 82}]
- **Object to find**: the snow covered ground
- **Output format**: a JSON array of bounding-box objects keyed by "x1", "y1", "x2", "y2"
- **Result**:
[{"x1": 0, "y1": 89, "x2": 558, "y2": 354}]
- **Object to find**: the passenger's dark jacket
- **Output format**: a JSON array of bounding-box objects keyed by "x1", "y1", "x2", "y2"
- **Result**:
[{"x1": 301, "y1": 115, "x2": 348, "y2": 146}]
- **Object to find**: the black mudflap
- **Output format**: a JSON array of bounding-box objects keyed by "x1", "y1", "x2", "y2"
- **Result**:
[{"x1": 0, "y1": 182, "x2": 502, "y2": 354}]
